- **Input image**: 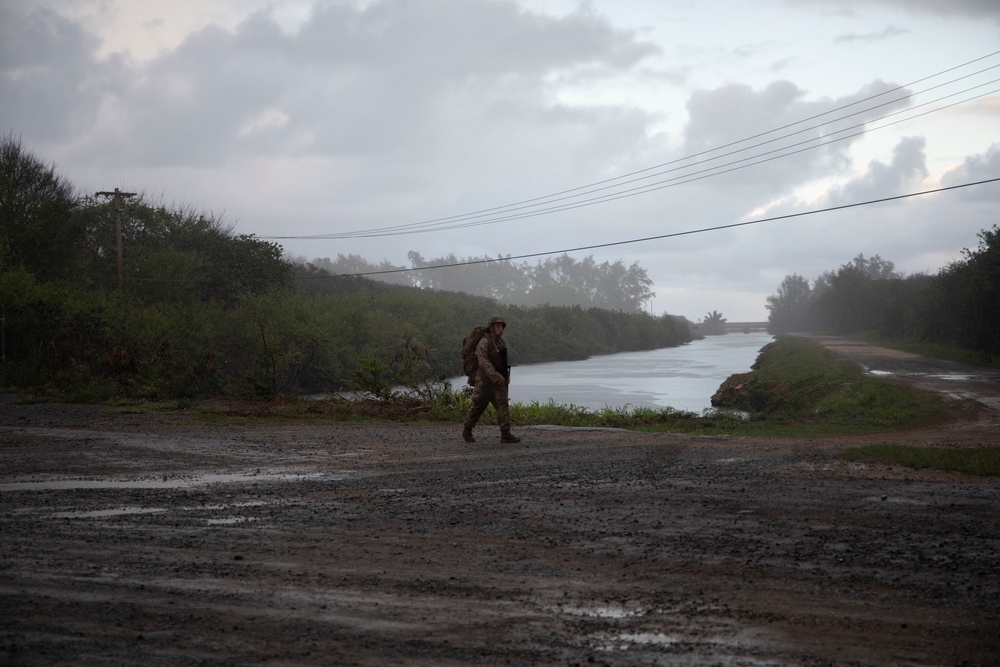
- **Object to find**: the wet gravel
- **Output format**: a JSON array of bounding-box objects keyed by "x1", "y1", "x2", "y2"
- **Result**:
[{"x1": 1, "y1": 336, "x2": 999, "y2": 666}]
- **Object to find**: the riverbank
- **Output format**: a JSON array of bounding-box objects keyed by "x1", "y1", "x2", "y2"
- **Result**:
[{"x1": 464, "y1": 331, "x2": 775, "y2": 413}]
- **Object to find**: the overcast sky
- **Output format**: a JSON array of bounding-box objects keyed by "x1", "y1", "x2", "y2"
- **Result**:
[{"x1": 3, "y1": 0, "x2": 999, "y2": 321}]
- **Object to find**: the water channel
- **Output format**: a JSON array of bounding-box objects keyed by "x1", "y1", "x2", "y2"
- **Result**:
[{"x1": 453, "y1": 331, "x2": 774, "y2": 413}]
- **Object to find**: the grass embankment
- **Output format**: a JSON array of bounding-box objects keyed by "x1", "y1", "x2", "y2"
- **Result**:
[{"x1": 698, "y1": 334, "x2": 951, "y2": 436}]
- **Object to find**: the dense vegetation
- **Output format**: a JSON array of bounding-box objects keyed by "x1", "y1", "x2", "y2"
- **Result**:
[
  {"x1": 0, "y1": 136, "x2": 693, "y2": 400},
  {"x1": 766, "y1": 238, "x2": 1000, "y2": 364}
]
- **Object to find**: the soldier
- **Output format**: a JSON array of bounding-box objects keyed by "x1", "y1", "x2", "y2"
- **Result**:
[{"x1": 462, "y1": 315, "x2": 521, "y2": 443}]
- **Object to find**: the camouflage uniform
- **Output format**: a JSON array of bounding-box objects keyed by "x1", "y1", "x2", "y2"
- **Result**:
[{"x1": 463, "y1": 315, "x2": 521, "y2": 443}]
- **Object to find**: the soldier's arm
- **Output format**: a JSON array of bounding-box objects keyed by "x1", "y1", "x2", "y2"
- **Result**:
[{"x1": 476, "y1": 338, "x2": 505, "y2": 385}]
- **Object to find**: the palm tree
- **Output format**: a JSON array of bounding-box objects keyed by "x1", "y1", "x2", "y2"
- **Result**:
[{"x1": 701, "y1": 310, "x2": 727, "y2": 335}]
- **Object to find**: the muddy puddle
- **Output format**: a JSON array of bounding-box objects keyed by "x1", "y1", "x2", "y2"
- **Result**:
[
  {"x1": 866, "y1": 368, "x2": 977, "y2": 381},
  {"x1": 0, "y1": 469, "x2": 351, "y2": 492},
  {"x1": 50, "y1": 500, "x2": 270, "y2": 520}
]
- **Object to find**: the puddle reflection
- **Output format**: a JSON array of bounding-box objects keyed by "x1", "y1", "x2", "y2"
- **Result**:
[
  {"x1": 0, "y1": 470, "x2": 350, "y2": 492},
  {"x1": 600, "y1": 632, "x2": 679, "y2": 649},
  {"x1": 52, "y1": 500, "x2": 270, "y2": 519},
  {"x1": 560, "y1": 606, "x2": 644, "y2": 619}
]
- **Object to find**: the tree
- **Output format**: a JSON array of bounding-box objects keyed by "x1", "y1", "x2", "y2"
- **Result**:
[
  {"x1": 763, "y1": 231, "x2": 999, "y2": 358},
  {"x1": 700, "y1": 310, "x2": 727, "y2": 335},
  {"x1": 925, "y1": 225, "x2": 1000, "y2": 358},
  {"x1": 811, "y1": 254, "x2": 901, "y2": 334},
  {"x1": 845, "y1": 253, "x2": 900, "y2": 280},
  {"x1": 305, "y1": 252, "x2": 655, "y2": 313},
  {"x1": 766, "y1": 274, "x2": 812, "y2": 334},
  {"x1": 75, "y1": 195, "x2": 292, "y2": 304},
  {"x1": 523, "y1": 255, "x2": 653, "y2": 312},
  {"x1": 592, "y1": 259, "x2": 655, "y2": 312},
  {"x1": 0, "y1": 133, "x2": 82, "y2": 281}
]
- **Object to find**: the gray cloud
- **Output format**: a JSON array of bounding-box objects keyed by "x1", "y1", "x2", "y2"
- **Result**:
[
  {"x1": 680, "y1": 79, "x2": 912, "y2": 200},
  {"x1": 834, "y1": 24, "x2": 909, "y2": 44},
  {"x1": 941, "y1": 143, "x2": 1000, "y2": 201},
  {"x1": 747, "y1": 139, "x2": 999, "y2": 290},
  {"x1": 824, "y1": 136, "x2": 928, "y2": 205},
  {"x1": 786, "y1": 0, "x2": 1000, "y2": 19},
  {"x1": 0, "y1": 4, "x2": 111, "y2": 141},
  {"x1": 43, "y1": 0, "x2": 661, "y2": 170}
]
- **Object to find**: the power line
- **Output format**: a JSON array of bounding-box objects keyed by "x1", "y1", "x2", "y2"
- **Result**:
[
  {"x1": 298, "y1": 64, "x2": 1000, "y2": 239},
  {"x1": 299, "y1": 177, "x2": 1000, "y2": 279},
  {"x1": 281, "y1": 84, "x2": 999, "y2": 238},
  {"x1": 262, "y1": 49, "x2": 1000, "y2": 241},
  {"x1": 433, "y1": 87, "x2": 1000, "y2": 231}
]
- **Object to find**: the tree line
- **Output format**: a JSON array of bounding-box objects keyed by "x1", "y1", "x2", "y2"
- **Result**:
[
  {"x1": 0, "y1": 135, "x2": 694, "y2": 399},
  {"x1": 297, "y1": 251, "x2": 655, "y2": 313},
  {"x1": 766, "y1": 233, "x2": 1000, "y2": 362}
]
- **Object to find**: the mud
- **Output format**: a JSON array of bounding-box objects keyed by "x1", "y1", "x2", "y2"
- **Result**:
[{"x1": 1, "y1": 336, "x2": 998, "y2": 666}]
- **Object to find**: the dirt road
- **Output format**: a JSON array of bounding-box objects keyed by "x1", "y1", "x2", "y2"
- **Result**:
[{"x1": 1, "y1": 337, "x2": 998, "y2": 666}]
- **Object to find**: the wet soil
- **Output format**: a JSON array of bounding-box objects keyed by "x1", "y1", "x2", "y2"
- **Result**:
[{"x1": 2, "y1": 336, "x2": 999, "y2": 666}]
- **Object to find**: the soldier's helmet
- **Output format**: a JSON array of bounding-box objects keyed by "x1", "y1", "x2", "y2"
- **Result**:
[{"x1": 487, "y1": 315, "x2": 506, "y2": 328}]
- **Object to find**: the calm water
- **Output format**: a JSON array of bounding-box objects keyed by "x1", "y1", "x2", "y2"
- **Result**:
[{"x1": 453, "y1": 332, "x2": 774, "y2": 413}]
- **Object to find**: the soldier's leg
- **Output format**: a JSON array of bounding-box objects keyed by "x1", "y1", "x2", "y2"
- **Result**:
[
  {"x1": 493, "y1": 383, "x2": 511, "y2": 432},
  {"x1": 494, "y1": 384, "x2": 521, "y2": 442},
  {"x1": 463, "y1": 382, "x2": 491, "y2": 442}
]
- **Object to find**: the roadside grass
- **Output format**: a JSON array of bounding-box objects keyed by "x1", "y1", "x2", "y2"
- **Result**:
[{"x1": 841, "y1": 445, "x2": 1000, "y2": 477}]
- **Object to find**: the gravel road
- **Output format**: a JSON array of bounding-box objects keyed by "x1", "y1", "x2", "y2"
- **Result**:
[{"x1": 1, "y1": 336, "x2": 998, "y2": 666}]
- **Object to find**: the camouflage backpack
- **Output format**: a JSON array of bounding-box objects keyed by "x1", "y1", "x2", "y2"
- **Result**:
[{"x1": 460, "y1": 326, "x2": 489, "y2": 379}]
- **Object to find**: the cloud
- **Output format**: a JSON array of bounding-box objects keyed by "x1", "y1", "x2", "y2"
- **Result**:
[
  {"x1": 0, "y1": 4, "x2": 108, "y2": 141},
  {"x1": 678, "y1": 79, "x2": 912, "y2": 201},
  {"x1": 787, "y1": 0, "x2": 1000, "y2": 19},
  {"x1": 7, "y1": 1, "x2": 661, "y2": 173},
  {"x1": 940, "y1": 143, "x2": 1000, "y2": 201},
  {"x1": 747, "y1": 139, "x2": 999, "y2": 289},
  {"x1": 834, "y1": 24, "x2": 909, "y2": 44},
  {"x1": 823, "y1": 136, "x2": 929, "y2": 205}
]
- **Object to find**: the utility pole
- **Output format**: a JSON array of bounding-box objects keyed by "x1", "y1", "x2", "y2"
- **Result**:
[{"x1": 95, "y1": 188, "x2": 136, "y2": 294}]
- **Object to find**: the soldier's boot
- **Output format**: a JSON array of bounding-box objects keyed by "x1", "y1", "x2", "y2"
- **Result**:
[
  {"x1": 462, "y1": 425, "x2": 475, "y2": 443},
  {"x1": 500, "y1": 429, "x2": 521, "y2": 443}
]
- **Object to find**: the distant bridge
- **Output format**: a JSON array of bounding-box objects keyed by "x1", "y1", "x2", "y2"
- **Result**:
[{"x1": 723, "y1": 321, "x2": 769, "y2": 333}]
